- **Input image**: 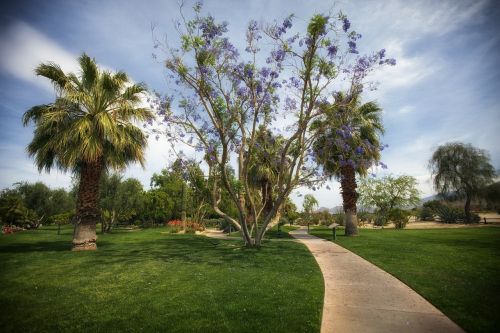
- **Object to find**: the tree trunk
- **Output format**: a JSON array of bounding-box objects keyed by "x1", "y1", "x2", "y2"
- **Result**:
[
  {"x1": 340, "y1": 165, "x2": 359, "y2": 236},
  {"x1": 72, "y1": 160, "x2": 103, "y2": 251},
  {"x1": 106, "y1": 211, "x2": 115, "y2": 233},
  {"x1": 181, "y1": 182, "x2": 187, "y2": 231},
  {"x1": 464, "y1": 193, "x2": 472, "y2": 223}
]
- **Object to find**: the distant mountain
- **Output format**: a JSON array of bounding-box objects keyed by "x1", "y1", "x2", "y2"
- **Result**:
[
  {"x1": 315, "y1": 207, "x2": 331, "y2": 213},
  {"x1": 420, "y1": 195, "x2": 438, "y2": 204},
  {"x1": 314, "y1": 205, "x2": 374, "y2": 214}
]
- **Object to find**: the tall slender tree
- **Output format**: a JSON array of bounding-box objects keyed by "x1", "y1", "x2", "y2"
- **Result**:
[
  {"x1": 312, "y1": 89, "x2": 384, "y2": 235},
  {"x1": 23, "y1": 53, "x2": 153, "y2": 250},
  {"x1": 429, "y1": 142, "x2": 495, "y2": 222}
]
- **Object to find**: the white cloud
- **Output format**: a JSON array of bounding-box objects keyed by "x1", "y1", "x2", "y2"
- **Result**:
[
  {"x1": 0, "y1": 21, "x2": 79, "y2": 91},
  {"x1": 398, "y1": 105, "x2": 416, "y2": 115},
  {"x1": 356, "y1": 0, "x2": 489, "y2": 38}
]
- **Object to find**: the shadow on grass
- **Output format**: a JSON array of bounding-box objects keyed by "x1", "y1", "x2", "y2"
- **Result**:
[
  {"x1": 1, "y1": 233, "x2": 311, "y2": 270},
  {"x1": 89, "y1": 236, "x2": 311, "y2": 269},
  {"x1": 0, "y1": 240, "x2": 72, "y2": 253}
]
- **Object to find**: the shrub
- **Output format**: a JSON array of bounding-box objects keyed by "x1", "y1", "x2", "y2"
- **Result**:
[
  {"x1": 423, "y1": 200, "x2": 445, "y2": 213},
  {"x1": 435, "y1": 206, "x2": 464, "y2": 223},
  {"x1": 333, "y1": 213, "x2": 345, "y2": 226},
  {"x1": 389, "y1": 209, "x2": 410, "y2": 229},
  {"x1": 167, "y1": 219, "x2": 204, "y2": 232},
  {"x1": 419, "y1": 207, "x2": 435, "y2": 221},
  {"x1": 469, "y1": 212, "x2": 481, "y2": 224},
  {"x1": 219, "y1": 219, "x2": 236, "y2": 233},
  {"x1": 357, "y1": 211, "x2": 373, "y2": 223},
  {"x1": 374, "y1": 212, "x2": 388, "y2": 226},
  {"x1": 203, "y1": 218, "x2": 225, "y2": 229}
]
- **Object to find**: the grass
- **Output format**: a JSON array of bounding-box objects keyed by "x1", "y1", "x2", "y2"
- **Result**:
[
  {"x1": 228, "y1": 225, "x2": 299, "y2": 239},
  {"x1": 310, "y1": 226, "x2": 500, "y2": 333},
  {"x1": 0, "y1": 225, "x2": 323, "y2": 333}
]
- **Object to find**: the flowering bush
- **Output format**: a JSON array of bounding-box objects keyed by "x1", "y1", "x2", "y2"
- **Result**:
[
  {"x1": 167, "y1": 220, "x2": 205, "y2": 232},
  {"x1": 2, "y1": 225, "x2": 23, "y2": 234}
]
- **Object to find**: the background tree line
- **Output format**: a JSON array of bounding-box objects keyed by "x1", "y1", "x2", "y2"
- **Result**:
[{"x1": 0, "y1": 158, "x2": 240, "y2": 231}]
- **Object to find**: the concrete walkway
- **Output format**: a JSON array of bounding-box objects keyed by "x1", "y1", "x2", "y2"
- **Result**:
[{"x1": 290, "y1": 227, "x2": 464, "y2": 333}]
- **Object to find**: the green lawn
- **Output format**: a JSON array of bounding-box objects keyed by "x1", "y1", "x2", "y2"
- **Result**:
[
  {"x1": 228, "y1": 225, "x2": 299, "y2": 239},
  {"x1": 0, "y1": 225, "x2": 323, "y2": 333},
  {"x1": 310, "y1": 227, "x2": 500, "y2": 333}
]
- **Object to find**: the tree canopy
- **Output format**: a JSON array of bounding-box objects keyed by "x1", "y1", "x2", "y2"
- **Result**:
[
  {"x1": 153, "y1": 3, "x2": 395, "y2": 246},
  {"x1": 358, "y1": 175, "x2": 420, "y2": 219},
  {"x1": 429, "y1": 142, "x2": 495, "y2": 222},
  {"x1": 23, "y1": 53, "x2": 153, "y2": 250}
]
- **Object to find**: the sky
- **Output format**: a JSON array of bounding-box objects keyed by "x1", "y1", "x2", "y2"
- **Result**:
[{"x1": 0, "y1": 0, "x2": 499, "y2": 209}]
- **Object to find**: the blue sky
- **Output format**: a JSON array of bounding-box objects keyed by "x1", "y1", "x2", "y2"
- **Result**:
[{"x1": 0, "y1": 0, "x2": 499, "y2": 209}]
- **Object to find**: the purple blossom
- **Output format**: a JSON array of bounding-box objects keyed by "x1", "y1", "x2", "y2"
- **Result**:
[
  {"x1": 327, "y1": 45, "x2": 337, "y2": 58},
  {"x1": 288, "y1": 76, "x2": 301, "y2": 89},
  {"x1": 248, "y1": 20, "x2": 259, "y2": 34},
  {"x1": 348, "y1": 40, "x2": 358, "y2": 54},
  {"x1": 385, "y1": 58, "x2": 396, "y2": 66},
  {"x1": 283, "y1": 17, "x2": 292, "y2": 30},
  {"x1": 342, "y1": 18, "x2": 351, "y2": 32},
  {"x1": 287, "y1": 33, "x2": 299, "y2": 44},
  {"x1": 236, "y1": 87, "x2": 247, "y2": 98},
  {"x1": 285, "y1": 96, "x2": 297, "y2": 112},
  {"x1": 200, "y1": 16, "x2": 228, "y2": 44},
  {"x1": 260, "y1": 67, "x2": 271, "y2": 78},
  {"x1": 244, "y1": 67, "x2": 254, "y2": 79},
  {"x1": 255, "y1": 82, "x2": 263, "y2": 94},
  {"x1": 272, "y1": 49, "x2": 286, "y2": 62}
]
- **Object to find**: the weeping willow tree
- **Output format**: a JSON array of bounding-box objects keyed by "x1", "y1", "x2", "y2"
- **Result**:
[{"x1": 429, "y1": 142, "x2": 495, "y2": 223}]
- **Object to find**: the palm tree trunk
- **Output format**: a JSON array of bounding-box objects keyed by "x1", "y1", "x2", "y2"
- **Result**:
[
  {"x1": 72, "y1": 161, "x2": 103, "y2": 251},
  {"x1": 340, "y1": 165, "x2": 359, "y2": 236}
]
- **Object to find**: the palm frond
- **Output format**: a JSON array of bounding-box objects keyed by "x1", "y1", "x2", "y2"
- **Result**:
[
  {"x1": 78, "y1": 53, "x2": 98, "y2": 91},
  {"x1": 35, "y1": 62, "x2": 69, "y2": 92}
]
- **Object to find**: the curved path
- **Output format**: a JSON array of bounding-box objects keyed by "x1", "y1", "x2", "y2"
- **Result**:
[{"x1": 290, "y1": 227, "x2": 464, "y2": 333}]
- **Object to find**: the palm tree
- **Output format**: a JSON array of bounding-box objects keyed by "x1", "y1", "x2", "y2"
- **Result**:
[
  {"x1": 23, "y1": 53, "x2": 153, "y2": 250},
  {"x1": 312, "y1": 91, "x2": 384, "y2": 236},
  {"x1": 247, "y1": 127, "x2": 288, "y2": 235}
]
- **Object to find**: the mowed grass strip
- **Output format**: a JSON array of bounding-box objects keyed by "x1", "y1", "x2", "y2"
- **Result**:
[
  {"x1": 0, "y1": 225, "x2": 323, "y2": 333},
  {"x1": 310, "y1": 226, "x2": 500, "y2": 333}
]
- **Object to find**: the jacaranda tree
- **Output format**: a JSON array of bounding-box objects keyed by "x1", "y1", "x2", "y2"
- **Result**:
[
  {"x1": 154, "y1": 3, "x2": 395, "y2": 247},
  {"x1": 23, "y1": 53, "x2": 153, "y2": 250}
]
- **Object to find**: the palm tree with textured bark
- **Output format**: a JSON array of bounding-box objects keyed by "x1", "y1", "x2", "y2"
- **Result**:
[
  {"x1": 312, "y1": 91, "x2": 384, "y2": 236},
  {"x1": 23, "y1": 53, "x2": 153, "y2": 250}
]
